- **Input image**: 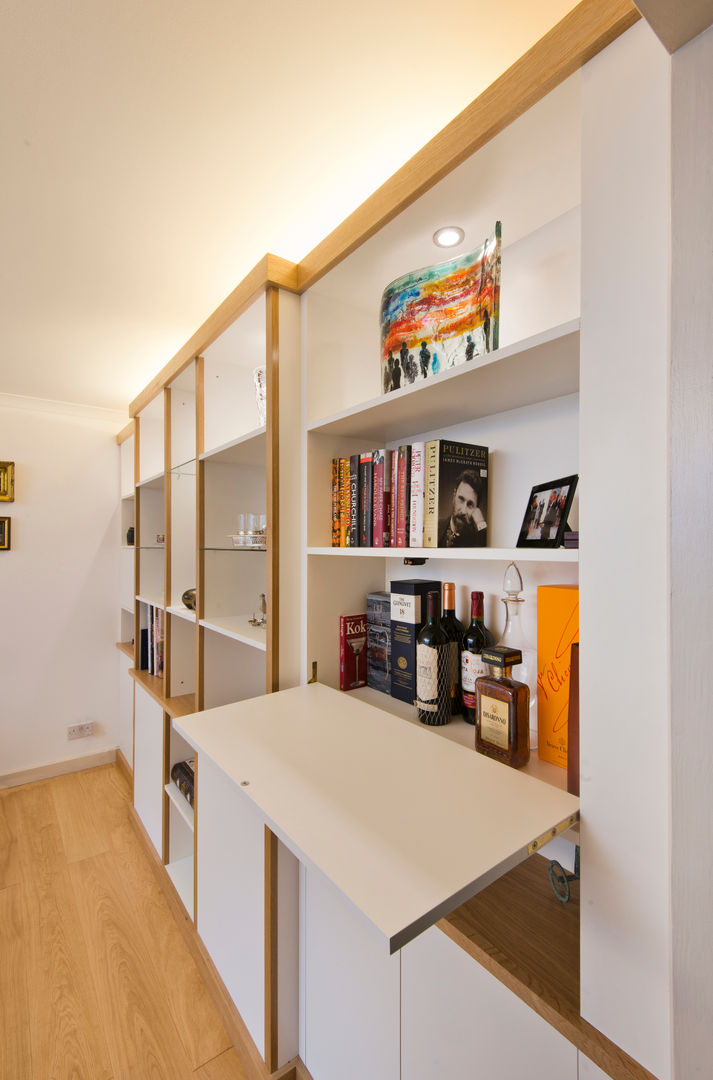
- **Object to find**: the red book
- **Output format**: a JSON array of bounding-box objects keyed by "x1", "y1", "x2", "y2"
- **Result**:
[
  {"x1": 339, "y1": 613, "x2": 367, "y2": 690},
  {"x1": 390, "y1": 448, "x2": 398, "y2": 548},
  {"x1": 372, "y1": 449, "x2": 392, "y2": 547},
  {"x1": 395, "y1": 445, "x2": 411, "y2": 547}
]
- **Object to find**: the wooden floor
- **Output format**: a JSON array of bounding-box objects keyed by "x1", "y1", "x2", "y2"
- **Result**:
[{"x1": 0, "y1": 763, "x2": 251, "y2": 1080}]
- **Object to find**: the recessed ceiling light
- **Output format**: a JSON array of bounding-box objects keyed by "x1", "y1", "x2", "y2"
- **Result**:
[{"x1": 433, "y1": 226, "x2": 465, "y2": 248}]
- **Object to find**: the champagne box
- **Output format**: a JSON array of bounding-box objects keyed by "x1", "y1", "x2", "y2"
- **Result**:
[
  {"x1": 339, "y1": 612, "x2": 367, "y2": 691},
  {"x1": 423, "y1": 439, "x2": 489, "y2": 548},
  {"x1": 536, "y1": 584, "x2": 579, "y2": 768},
  {"x1": 367, "y1": 591, "x2": 391, "y2": 695},
  {"x1": 390, "y1": 579, "x2": 440, "y2": 704}
]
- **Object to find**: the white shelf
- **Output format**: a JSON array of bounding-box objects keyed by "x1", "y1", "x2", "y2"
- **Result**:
[
  {"x1": 351, "y1": 686, "x2": 568, "y2": 791},
  {"x1": 138, "y1": 470, "x2": 164, "y2": 489},
  {"x1": 176, "y1": 683, "x2": 578, "y2": 953},
  {"x1": 165, "y1": 782, "x2": 195, "y2": 829},
  {"x1": 167, "y1": 604, "x2": 197, "y2": 622},
  {"x1": 200, "y1": 426, "x2": 266, "y2": 466},
  {"x1": 136, "y1": 594, "x2": 165, "y2": 608},
  {"x1": 307, "y1": 320, "x2": 579, "y2": 444},
  {"x1": 307, "y1": 546, "x2": 578, "y2": 563},
  {"x1": 200, "y1": 615, "x2": 268, "y2": 650},
  {"x1": 166, "y1": 855, "x2": 194, "y2": 919}
]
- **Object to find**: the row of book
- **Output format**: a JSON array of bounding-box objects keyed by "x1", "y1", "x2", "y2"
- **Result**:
[
  {"x1": 331, "y1": 439, "x2": 489, "y2": 549},
  {"x1": 139, "y1": 604, "x2": 165, "y2": 677}
]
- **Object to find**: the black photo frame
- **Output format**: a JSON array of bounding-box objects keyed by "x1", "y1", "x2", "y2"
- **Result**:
[{"x1": 516, "y1": 475, "x2": 578, "y2": 548}]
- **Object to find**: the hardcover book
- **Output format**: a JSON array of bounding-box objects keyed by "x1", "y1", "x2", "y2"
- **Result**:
[
  {"x1": 339, "y1": 457, "x2": 348, "y2": 546},
  {"x1": 390, "y1": 579, "x2": 440, "y2": 704},
  {"x1": 367, "y1": 591, "x2": 391, "y2": 695},
  {"x1": 389, "y1": 449, "x2": 398, "y2": 549},
  {"x1": 372, "y1": 449, "x2": 392, "y2": 547},
  {"x1": 331, "y1": 458, "x2": 340, "y2": 547},
  {"x1": 395, "y1": 445, "x2": 411, "y2": 547},
  {"x1": 339, "y1": 612, "x2": 368, "y2": 690},
  {"x1": 409, "y1": 442, "x2": 425, "y2": 547},
  {"x1": 170, "y1": 758, "x2": 195, "y2": 806},
  {"x1": 349, "y1": 453, "x2": 360, "y2": 546},
  {"x1": 359, "y1": 452, "x2": 374, "y2": 547},
  {"x1": 423, "y1": 440, "x2": 489, "y2": 548}
]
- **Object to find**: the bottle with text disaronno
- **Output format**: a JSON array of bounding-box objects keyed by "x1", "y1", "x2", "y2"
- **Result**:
[{"x1": 475, "y1": 645, "x2": 530, "y2": 768}]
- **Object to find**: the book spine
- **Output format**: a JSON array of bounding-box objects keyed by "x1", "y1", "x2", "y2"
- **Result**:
[
  {"x1": 409, "y1": 442, "x2": 425, "y2": 547},
  {"x1": 372, "y1": 450, "x2": 385, "y2": 547},
  {"x1": 390, "y1": 448, "x2": 398, "y2": 549},
  {"x1": 396, "y1": 445, "x2": 411, "y2": 547},
  {"x1": 331, "y1": 458, "x2": 340, "y2": 547},
  {"x1": 359, "y1": 452, "x2": 374, "y2": 547},
  {"x1": 422, "y1": 440, "x2": 439, "y2": 547},
  {"x1": 383, "y1": 449, "x2": 392, "y2": 547},
  {"x1": 349, "y1": 454, "x2": 360, "y2": 546},
  {"x1": 339, "y1": 457, "x2": 348, "y2": 546},
  {"x1": 344, "y1": 458, "x2": 351, "y2": 546}
]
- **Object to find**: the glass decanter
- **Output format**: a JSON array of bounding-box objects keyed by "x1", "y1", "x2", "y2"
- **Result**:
[{"x1": 496, "y1": 562, "x2": 538, "y2": 749}]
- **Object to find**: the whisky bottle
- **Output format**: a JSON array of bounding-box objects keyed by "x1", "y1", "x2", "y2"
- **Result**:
[
  {"x1": 461, "y1": 590, "x2": 493, "y2": 725},
  {"x1": 475, "y1": 645, "x2": 530, "y2": 768},
  {"x1": 416, "y1": 591, "x2": 451, "y2": 726},
  {"x1": 441, "y1": 582, "x2": 464, "y2": 715}
]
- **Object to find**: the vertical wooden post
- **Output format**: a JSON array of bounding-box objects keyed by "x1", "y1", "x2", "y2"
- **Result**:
[
  {"x1": 265, "y1": 287, "x2": 280, "y2": 693},
  {"x1": 264, "y1": 826, "x2": 279, "y2": 1071}
]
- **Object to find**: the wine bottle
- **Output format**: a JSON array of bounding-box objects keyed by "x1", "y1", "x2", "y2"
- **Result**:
[
  {"x1": 441, "y1": 582, "x2": 464, "y2": 715},
  {"x1": 461, "y1": 590, "x2": 494, "y2": 725},
  {"x1": 416, "y1": 590, "x2": 450, "y2": 726}
]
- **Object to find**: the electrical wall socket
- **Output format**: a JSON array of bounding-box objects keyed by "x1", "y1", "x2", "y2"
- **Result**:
[{"x1": 67, "y1": 722, "x2": 94, "y2": 740}]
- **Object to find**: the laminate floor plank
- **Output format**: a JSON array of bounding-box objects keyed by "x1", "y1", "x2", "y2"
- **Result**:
[
  {"x1": 69, "y1": 849, "x2": 196, "y2": 1080},
  {"x1": 4, "y1": 780, "x2": 67, "y2": 886},
  {"x1": 193, "y1": 1047, "x2": 251, "y2": 1080},
  {"x1": 0, "y1": 794, "x2": 21, "y2": 889},
  {"x1": 0, "y1": 884, "x2": 32, "y2": 1080},
  {"x1": 109, "y1": 816, "x2": 232, "y2": 1070},
  {"x1": 25, "y1": 865, "x2": 113, "y2": 1080},
  {"x1": 51, "y1": 769, "x2": 114, "y2": 864}
]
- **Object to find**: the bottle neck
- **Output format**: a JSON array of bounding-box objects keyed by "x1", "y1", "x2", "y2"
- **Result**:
[
  {"x1": 425, "y1": 591, "x2": 441, "y2": 625},
  {"x1": 443, "y1": 584, "x2": 455, "y2": 617},
  {"x1": 470, "y1": 591, "x2": 485, "y2": 623}
]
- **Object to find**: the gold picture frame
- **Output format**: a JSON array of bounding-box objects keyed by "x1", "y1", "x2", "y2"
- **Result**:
[
  {"x1": 0, "y1": 462, "x2": 15, "y2": 502},
  {"x1": 0, "y1": 517, "x2": 10, "y2": 550}
]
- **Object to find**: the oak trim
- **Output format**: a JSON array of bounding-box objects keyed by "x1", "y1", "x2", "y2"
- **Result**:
[
  {"x1": 115, "y1": 640, "x2": 134, "y2": 660},
  {"x1": 296, "y1": 0, "x2": 640, "y2": 291},
  {"x1": 115, "y1": 747, "x2": 133, "y2": 785},
  {"x1": 264, "y1": 827, "x2": 279, "y2": 1072},
  {"x1": 265, "y1": 287, "x2": 280, "y2": 694},
  {"x1": 129, "y1": 254, "x2": 299, "y2": 417},
  {"x1": 163, "y1": 388, "x2": 172, "y2": 703},
  {"x1": 116, "y1": 419, "x2": 135, "y2": 445}
]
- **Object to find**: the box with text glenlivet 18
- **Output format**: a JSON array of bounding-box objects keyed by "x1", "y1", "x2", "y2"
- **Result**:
[
  {"x1": 339, "y1": 612, "x2": 368, "y2": 690},
  {"x1": 367, "y1": 591, "x2": 391, "y2": 695},
  {"x1": 423, "y1": 440, "x2": 489, "y2": 548},
  {"x1": 390, "y1": 579, "x2": 441, "y2": 703}
]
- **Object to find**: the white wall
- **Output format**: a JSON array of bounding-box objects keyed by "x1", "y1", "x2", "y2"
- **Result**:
[
  {"x1": 671, "y1": 23, "x2": 713, "y2": 1079},
  {"x1": 0, "y1": 394, "x2": 123, "y2": 777}
]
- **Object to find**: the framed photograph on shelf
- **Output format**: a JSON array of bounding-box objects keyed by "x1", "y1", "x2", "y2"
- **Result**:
[
  {"x1": 0, "y1": 462, "x2": 14, "y2": 502},
  {"x1": 0, "y1": 517, "x2": 10, "y2": 550},
  {"x1": 516, "y1": 475, "x2": 578, "y2": 548}
]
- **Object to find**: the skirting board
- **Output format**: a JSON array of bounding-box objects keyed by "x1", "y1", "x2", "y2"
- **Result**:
[{"x1": 0, "y1": 747, "x2": 122, "y2": 790}]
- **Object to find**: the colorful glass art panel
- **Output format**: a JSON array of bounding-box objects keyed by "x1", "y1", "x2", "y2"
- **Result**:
[{"x1": 380, "y1": 222, "x2": 501, "y2": 394}]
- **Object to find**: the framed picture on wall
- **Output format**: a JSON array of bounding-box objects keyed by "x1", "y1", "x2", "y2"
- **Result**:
[
  {"x1": 516, "y1": 475, "x2": 578, "y2": 548},
  {"x1": 0, "y1": 462, "x2": 14, "y2": 502},
  {"x1": 0, "y1": 517, "x2": 10, "y2": 550}
]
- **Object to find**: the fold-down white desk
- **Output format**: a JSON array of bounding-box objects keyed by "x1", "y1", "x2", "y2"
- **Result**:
[{"x1": 176, "y1": 681, "x2": 579, "y2": 952}]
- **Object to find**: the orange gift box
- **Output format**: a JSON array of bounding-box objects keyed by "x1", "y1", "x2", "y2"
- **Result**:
[{"x1": 537, "y1": 585, "x2": 579, "y2": 768}]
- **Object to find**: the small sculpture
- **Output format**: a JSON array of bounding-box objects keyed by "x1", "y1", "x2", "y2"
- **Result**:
[{"x1": 248, "y1": 593, "x2": 267, "y2": 627}]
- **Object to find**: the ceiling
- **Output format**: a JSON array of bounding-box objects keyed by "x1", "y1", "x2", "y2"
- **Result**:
[{"x1": 2, "y1": 0, "x2": 583, "y2": 417}]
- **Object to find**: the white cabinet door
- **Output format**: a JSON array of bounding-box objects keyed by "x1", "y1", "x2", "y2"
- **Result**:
[
  {"x1": 133, "y1": 685, "x2": 164, "y2": 855},
  {"x1": 402, "y1": 927, "x2": 577, "y2": 1080},
  {"x1": 197, "y1": 754, "x2": 265, "y2": 1058},
  {"x1": 302, "y1": 863, "x2": 400, "y2": 1080}
]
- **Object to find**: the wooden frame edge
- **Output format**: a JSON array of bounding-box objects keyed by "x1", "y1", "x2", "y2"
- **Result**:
[
  {"x1": 265, "y1": 287, "x2": 280, "y2": 694},
  {"x1": 129, "y1": 254, "x2": 299, "y2": 418},
  {"x1": 295, "y1": 0, "x2": 640, "y2": 291},
  {"x1": 264, "y1": 826, "x2": 279, "y2": 1072},
  {"x1": 115, "y1": 747, "x2": 133, "y2": 785},
  {"x1": 116, "y1": 419, "x2": 135, "y2": 445}
]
